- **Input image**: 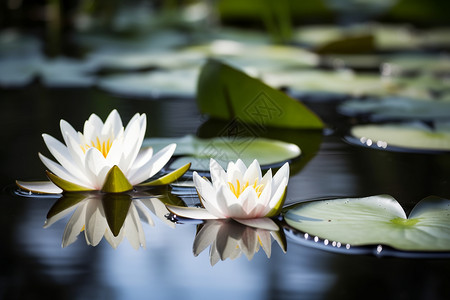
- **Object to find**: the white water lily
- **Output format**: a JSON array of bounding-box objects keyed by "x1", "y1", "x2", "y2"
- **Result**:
[
  {"x1": 17, "y1": 109, "x2": 178, "y2": 194},
  {"x1": 167, "y1": 159, "x2": 290, "y2": 230},
  {"x1": 45, "y1": 194, "x2": 174, "y2": 249},
  {"x1": 193, "y1": 219, "x2": 286, "y2": 266}
]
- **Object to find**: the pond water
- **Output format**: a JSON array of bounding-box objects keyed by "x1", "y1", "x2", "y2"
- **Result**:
[{"x1": 1, "y1": 84, "x2": 449, "y2": 300}]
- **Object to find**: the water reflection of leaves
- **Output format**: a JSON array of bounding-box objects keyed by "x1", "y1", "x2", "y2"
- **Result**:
[
  {"x1": 193, "y1": 219, "x2": 286, "y2": 266},
  {"x1": 45, "y1": 188, "x2": 183, "y2": 249}
]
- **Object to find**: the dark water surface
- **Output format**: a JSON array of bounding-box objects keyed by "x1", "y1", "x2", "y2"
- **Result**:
[{"x1": 1, "y1": 85, "x2": 449, "y2": 300}]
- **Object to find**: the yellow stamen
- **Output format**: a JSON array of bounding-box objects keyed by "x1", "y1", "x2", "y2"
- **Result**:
[
  {"x1": 228, "y1": 179, "x2": 264, "y2": 198},
  {"x1": 80, "y1": 137, "x2": 113, "y2": 158}
]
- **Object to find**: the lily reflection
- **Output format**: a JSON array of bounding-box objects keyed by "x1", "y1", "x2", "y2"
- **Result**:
[
  {"x1": 45, "y1": 188, "x2": 181, "y2": 249},
  {"x1": 193, "y1": 219, "x2": 287, "y2": 266}
]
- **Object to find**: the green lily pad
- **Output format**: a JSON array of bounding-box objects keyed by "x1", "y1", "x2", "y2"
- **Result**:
[
  {"x1": 349, "y1": 122, "x2": 450, "y2": 152},
  {"x1": 102, "y1": 193, "x2": 132, "y2": 237},
  {"x1": 98, "y1": 69, "x2": 198, "y2": 98},
  {"x1": 285, "y1": 195, "x2": 450, "y2": 252},
  {"x1": 196, "y1": 118, "x2": 322, "y2": 176},
  {"x1": 262, "y1": 69, "x2": 386, "y2": 97},
  {"x1": 101, "y1": 166, "x2": 133, "y2": 193},
  {"x1": 143, "y1": 135, "x2": 300, "y2": 171},
  {"x1": 196, "y1": 59, "x2": 323, "y2": 129}
]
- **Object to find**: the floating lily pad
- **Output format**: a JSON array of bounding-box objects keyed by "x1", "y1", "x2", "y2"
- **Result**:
[
  {"x1": 90, "y1": 50, "x2": 203, "y2": 72},
  {"x1": 39, "y1": 57, "x2": 97, "y2": 88},
  {"x1": 98, "y1": 69, "x2": 198, "y2": 98},
  {"x1": 186, "y1": 41, "x2": 318, "y2": 68},
  {"x1": 143, "y1": 135, "x2": 300, "y2": 171},
  {"x1": 294, "y1": 24, "x2": 420, "y2": 51},
  {"x1": 347, "y1": 122, "x2": 450, "y2": 153},
  {"x1": 196, "y1": 118, "x2": 322, "y2": 176},
  {"x1": 197, "y1": 59, "x2": 323, "y2": 129},
  {"x1": 0, "y1": 56, "x2": 41, "y2": 87},
  {"x1": 262, "y1": 69, "x2": 385, "y2": 98},
  {"x1": 339, "y1": 97, "x2": 450, "y2": 121},
  {"x1": 384, "y1": 54, "x2": 450, "y2": 74},
  {"x1": 285, "y1": 195, "x2": 450, "y2": 252}
]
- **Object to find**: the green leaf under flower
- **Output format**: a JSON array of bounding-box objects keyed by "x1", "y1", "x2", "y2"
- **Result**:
[
  {"x1": 284, "y1": 195, "x2": 450, "y2": 252},
  {"x1": 101, "y1": 166, "x2": 133, "y2": 193},
  {"x1": 197, "y1": 59, "x2": 323, "y2": 129},
  {"x1": 46, "y1": 170, "x2": 94, "y2": 192},
  {"x1": 139, "y1": 163, "x2": 191, "y2": 186}
]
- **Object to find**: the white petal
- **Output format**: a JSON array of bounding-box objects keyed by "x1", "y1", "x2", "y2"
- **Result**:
[
  {"x1": 129, "y1": 147, "x2": 153, "y2": 173},
  {"x1": 193, "y1": 220, "x2": 222, "y2": 256},
  {"x1": 104, "y1": 227, "x2": 125, "y2": 249},
  {"x1": 16, "y1": 180, "x2": 62, "y2": 194},
  {"x1": 39, "y1": 153, "x2": 93, "y2": 188},
  {"x1": 42, "y1": 134, "x2": 91, "y2": 186},
  {"x1": 102, "y1": 109, "x2": 123, "y2": 138},
  {"x1": 264, "y1": 177, "x2": 288, "y2": 216},
  {"x1": 127, "y1": 143, "x2": 175, "y2": 185},
  {"x1": 215, "y1": 223, "x2": 240, "y2": 260},
  {"x1": 226, "y1": 161, "x2": 243, "y2": 183},
  {"x1": 166, "y1": 205, "x2": 220, "y2": 220},
  {"x1": 84, "y1": 114, "x2": 103, "y2": 141},
  {"x1": 120, "y1": 122, "x2": 146, "y2": 173},
  {"x1": 193, "y1": 172, "x2": 226, "y2": 218},
  {"x1": 62, "y1": 202, "x2": 87, "y2": 247},
  {"x1": 239, "y1": 226, "x2": 258, "y2": 260},
  {"x1": 217, "y1": 183, "x2": 245, "y2": 217},
  {"x1": 210, "y1": 243, "x2": 221, "y2": 266},
  {"x1": 209, "y1": 158, "x2": 227, "y2": 187},
  {"x1": 126, "y1": 203, "x2": 146, "y2": 249},
  {"x1": 84, "y1": 148, "x2": 111, "y2": 189},
  {"x1": 134, "y1": 199, "x2": 155, "y2": 227},
  {"x1": 226, "y1": 187, "x2": 257, "y2": 218},
  {"x1": 234, "y1": 159, "x2": 247, "y2": 174},
  {"x1": 124, "y1": 113, "x2": 142, "y2": 136},
  {"x1": 84, "y1": 199, "x2": 107, "y2": 246},
  {"x1": 272, "y1": 162, "x2": 289, "y2": 194},
  {"x1": 65, "y1": 133, "x2": 88, "y2": 170},
  {"x1": 105, "y1": 133, "x2": 124, "y2": 166},
  {"x1": 60, "y1": 119, "x2": 80, "y2": 146},
  {"x1": 234, "y1": 217, "x2": 279, "y2": 231},
  {"x1": 257, "y1": 229, "x2": 273, "y2": 257},
  {"x1": 138, "y1": 198, "x2": 175, "y2": 228},
  {"x1": 243, "y1": 159, "x2": 262, "y2": 183},
  {"x1": 260, "y1": 168, "x2": 273, "y2": 188},
  {"x1": 257, "y1": 178, "x2": 272, "y2": 207},
  {"x1": 45, "y1": 203, "x2": 80, "y2": 228}
]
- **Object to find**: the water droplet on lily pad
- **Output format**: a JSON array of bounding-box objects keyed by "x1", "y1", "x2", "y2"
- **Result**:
[
  {"x1": 285, "y1": 195, "x2": 450, "y2": 252},
  {"x1": 347, "y1": 121, "x2": 450, "y2": 153}
]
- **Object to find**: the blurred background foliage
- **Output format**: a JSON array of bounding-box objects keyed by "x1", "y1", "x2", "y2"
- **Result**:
[{"x1": 1, "y1": 0, "x2": 448, "y2": 34}]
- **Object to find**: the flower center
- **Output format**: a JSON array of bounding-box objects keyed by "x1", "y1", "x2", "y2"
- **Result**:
[
  {"x1": 81, "y1": 137, "x2": 113, "y2": 158},
  {"x1": 228, "y1": 179, "x2": 264, "y2": 198}
]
